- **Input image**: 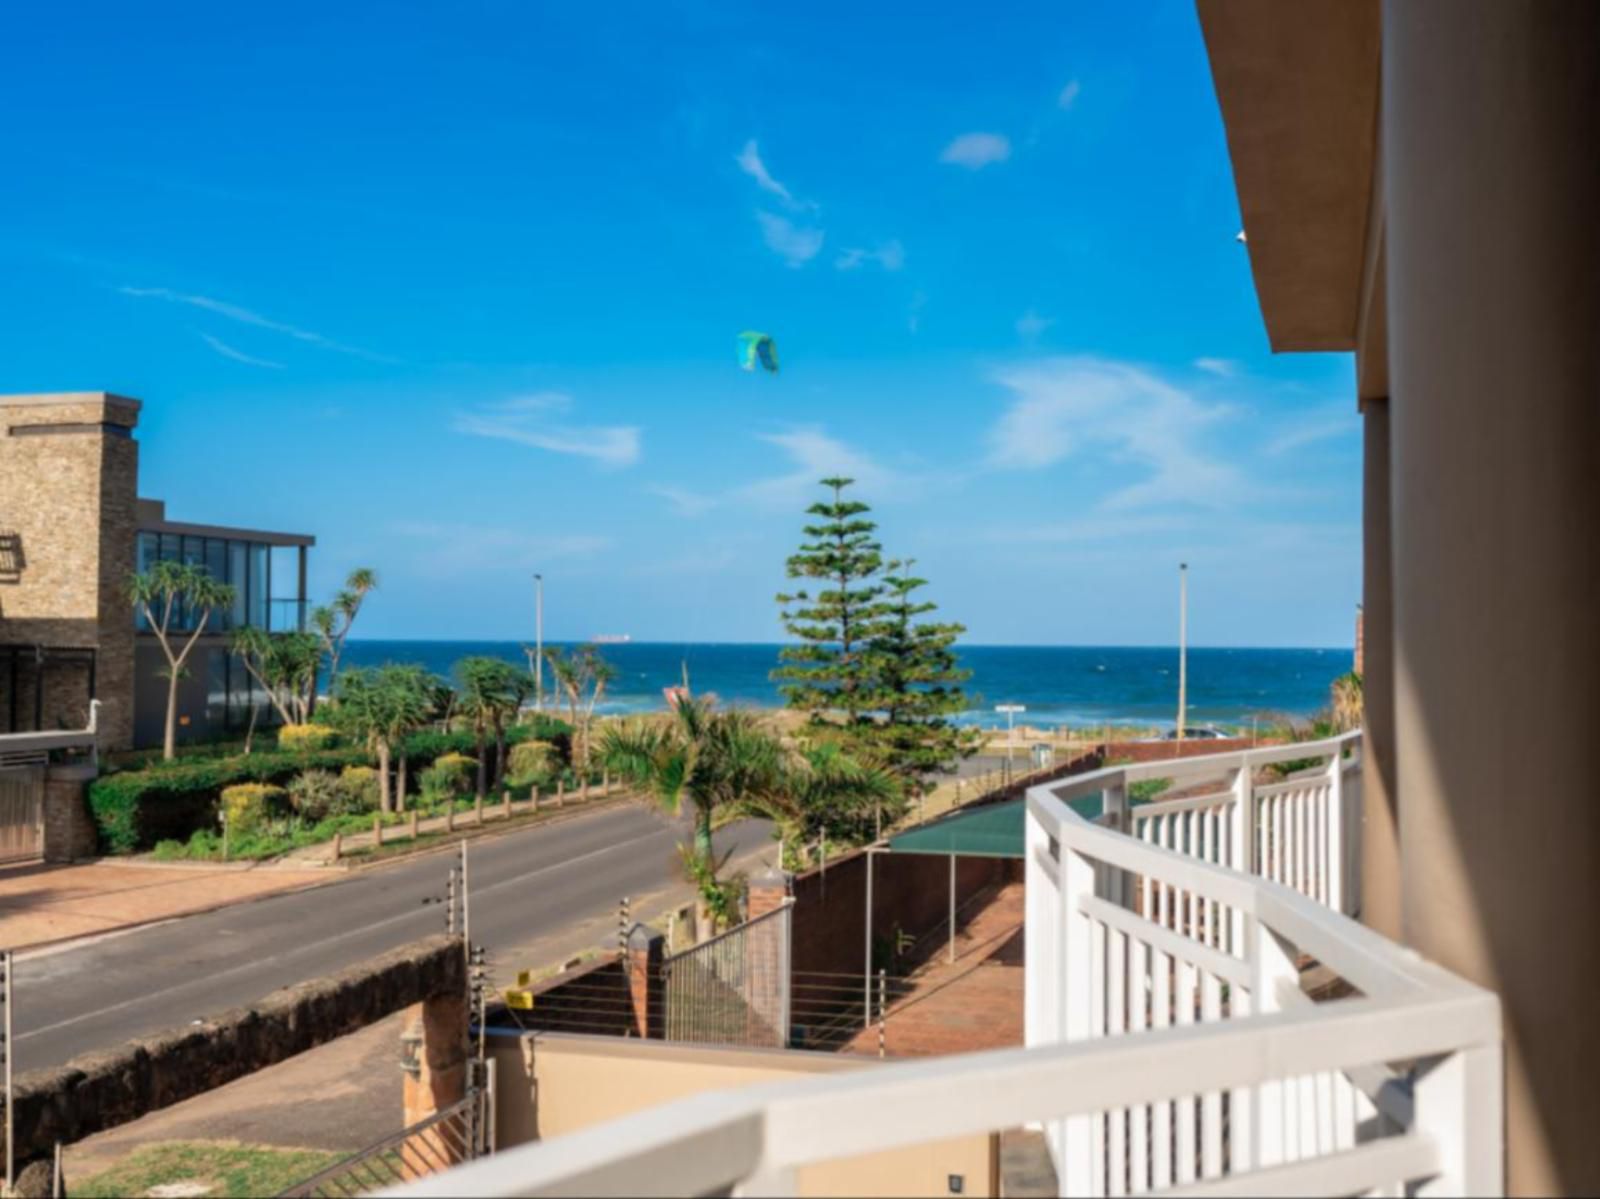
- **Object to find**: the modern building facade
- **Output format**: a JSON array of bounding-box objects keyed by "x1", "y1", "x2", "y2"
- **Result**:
[{"x1": 0, "y1": 392, "x2": 314, "y2": 750}]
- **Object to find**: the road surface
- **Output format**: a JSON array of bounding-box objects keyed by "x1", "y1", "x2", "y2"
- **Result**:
[{"x1": 13, "y1": 801, "x2": 774, "y2": 1071}]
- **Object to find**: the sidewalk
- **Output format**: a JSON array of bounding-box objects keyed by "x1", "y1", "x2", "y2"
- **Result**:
[{"x1": 0, "y1": 859, "x2": 331, "y2": 952}]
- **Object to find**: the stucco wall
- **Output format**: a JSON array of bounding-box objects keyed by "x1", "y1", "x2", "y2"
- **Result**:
[{"x1": 489, "y1": 1032, "x2": 994, "y2": 1197}]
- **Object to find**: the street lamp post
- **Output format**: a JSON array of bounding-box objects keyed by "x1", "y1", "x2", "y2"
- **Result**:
[
  {"x1": 534, "y1": 573, "x2": 544, "y2": 714},
  {"x1": 995, "y1": 704, "x2": 1026, "y2": 781},
  {"x1": 1177, "y1": 563, "x2": 1188, "y2": 744}
]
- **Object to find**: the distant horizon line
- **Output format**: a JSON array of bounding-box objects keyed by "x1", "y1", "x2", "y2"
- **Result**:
[{"x1": 345, "y1": 638, "x2": 1354, "y2": 653}]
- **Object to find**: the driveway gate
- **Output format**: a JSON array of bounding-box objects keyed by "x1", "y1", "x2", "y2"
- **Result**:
[{"x1": 0, "y1": 767, "x2": 43, "y2": 864}]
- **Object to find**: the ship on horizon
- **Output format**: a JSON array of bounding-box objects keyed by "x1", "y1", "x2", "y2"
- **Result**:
[{"x1": 591, "y1": 633, "x2": 632, "y2": 644}]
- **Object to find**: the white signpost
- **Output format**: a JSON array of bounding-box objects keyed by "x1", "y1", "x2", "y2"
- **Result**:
[{"x1": 995, "y1": 703, "x2": 1027, "y2": 780}]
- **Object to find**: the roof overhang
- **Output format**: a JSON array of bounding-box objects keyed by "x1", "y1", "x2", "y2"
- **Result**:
[
  {"x1": 136, "y1": 498, "x2": 316, "y2": 548},
  {"x1": 1197, "y1": 0, "x2": 1382, "y2": 359}
]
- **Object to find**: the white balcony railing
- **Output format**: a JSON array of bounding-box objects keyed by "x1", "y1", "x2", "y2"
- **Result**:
[{"x1": 392, "y1": 733, "x2": 1504, "y2": 1198}]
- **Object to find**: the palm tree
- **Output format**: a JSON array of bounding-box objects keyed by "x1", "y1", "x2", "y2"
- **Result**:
[
  {"x1": 545, "y1": 645, "x2": 617, "y2": 774},
  {"x1": 741, "y1": 741, "x2": 900, "y2": 868},
  {"x1": 231, "y1": 627, "x2": 321, "y2": 727},
  {"x1": 334, "y1": 665, "x2": 433, "y2": 813},
  {"x1": 599, "y1": 699, "x2": 780, "y2": 866},
  {"x1": 456, "y1": 657, "x2": 522, "y2": 799},
  {"x1": 129, "y1": 561, "x2": 235, "y2": 761},
  {"x1": 309, "y1": 566, "x2": 378, "y2": 712}
]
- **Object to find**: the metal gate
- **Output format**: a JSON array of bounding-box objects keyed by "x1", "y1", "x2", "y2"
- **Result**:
[
  {"x1": 661, "y1": 902, "x2": 792, "y2": 1049},
  {"x1": 0, "y1": 768, "x2": 43, "y2": 865}
]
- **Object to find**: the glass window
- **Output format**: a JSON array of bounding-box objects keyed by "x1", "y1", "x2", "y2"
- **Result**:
[
  {"x1": 205, "y1": 539, "x2": 229, "y2": 630},
  {"x1": 248, "y1": 543, "x2": 269, "y2": 629},
  {"x1": 134, "y1": 533, "x2": 160, "y2": 631},
  {"x1": 159, "y1": 532, "x2": 182, "y2": 562},
  {"x1": 206, "y1": 648, "x2": 228, "y2": 728},
  {"x1": 228, "y1": 542, "x2": 247, "y2": 629}
]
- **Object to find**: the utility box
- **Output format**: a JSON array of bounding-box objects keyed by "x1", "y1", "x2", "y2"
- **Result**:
[{"x1": 1030, "y1": 743, "x2": 1054, "y2": 770}]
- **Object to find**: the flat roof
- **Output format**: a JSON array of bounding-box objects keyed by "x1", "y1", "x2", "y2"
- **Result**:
[
  {"x1": 136, "y1": 498, "x2": 315, "y2": 548},
  {"x1": 1197, "y1": 0, "x2": 1380, "y2": 352}
]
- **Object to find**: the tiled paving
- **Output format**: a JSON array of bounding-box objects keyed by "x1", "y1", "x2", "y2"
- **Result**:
[{"x1": 846, "y1": 880, "x2": 1025, "y2": 1058}]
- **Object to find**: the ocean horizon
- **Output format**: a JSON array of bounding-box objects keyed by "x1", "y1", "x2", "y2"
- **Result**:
[{"x1": 340, "y1": 641, "x2": 1353, "y2": 731}]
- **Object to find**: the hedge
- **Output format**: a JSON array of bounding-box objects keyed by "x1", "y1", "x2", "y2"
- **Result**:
[{"x1": 88, "y1": 716, "x2": 572, "y2": 853}]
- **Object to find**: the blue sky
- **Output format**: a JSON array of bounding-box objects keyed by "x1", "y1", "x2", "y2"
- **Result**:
[{"x1": 0, "y1": 1, "x2": 1360, "y2": 647}]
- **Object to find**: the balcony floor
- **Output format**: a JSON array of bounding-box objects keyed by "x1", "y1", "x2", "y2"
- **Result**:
[{"x1": 847, "y1": 880, "x2": 1024, "y2": 1058}]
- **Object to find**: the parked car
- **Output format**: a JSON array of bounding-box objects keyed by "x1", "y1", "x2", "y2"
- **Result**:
[{"x1": 1163, "y1": 726, "x2": 1232, "y2": 740}]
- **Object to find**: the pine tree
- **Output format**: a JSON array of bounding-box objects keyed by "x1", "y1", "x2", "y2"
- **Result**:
[
  {"x1": 773, "y1": 477, "x2": 889, "y2": 724},
  {"x1": 865, "y1": 558, "x2": 980, "y2": 798}
]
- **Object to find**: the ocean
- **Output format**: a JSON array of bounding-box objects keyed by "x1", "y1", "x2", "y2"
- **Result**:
[{"x1": 338, "y1": 642, "x2": 1353, "y2": 731}]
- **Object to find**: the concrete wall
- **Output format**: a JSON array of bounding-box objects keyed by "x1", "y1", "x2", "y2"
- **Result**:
[
  {"x1": 489, "y1": 1032, "x2": 995, "y2": 1197},
  {"x1": 9, "y1": 935, "x2": 464, "y2": 1160},
  {"x1": 0, "y1": 393, "x2": 139, "y2": 749},
  {"x1": 516, "y1": 952, "x2": 634, "y2": 1038}
]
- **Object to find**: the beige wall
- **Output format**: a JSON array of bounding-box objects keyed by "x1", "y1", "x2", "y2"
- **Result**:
[
  {"x1": 0, "y1": 392, "x2": 139, "y2": 748},
  {"x1": 1383, "y1": 3, "x2": 1600, "y2": 1193},
  {"x1": 491, "y1": 1033, "x2": 995, "y2": 1198}
]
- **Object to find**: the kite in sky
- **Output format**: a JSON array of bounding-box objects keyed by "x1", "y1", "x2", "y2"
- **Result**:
[{"x1": 736, "y1": 331, "x2": 779, "y2": 374}]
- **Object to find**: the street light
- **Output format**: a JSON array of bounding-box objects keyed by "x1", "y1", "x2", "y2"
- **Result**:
[
  {"x1": 995, "y1": 704, "x2": 1026, "y2": 780},
  {"x1": 1177, "y1": 563, "x2": 1188, "y2": 744},
  {"x1": 534, "y1": 573, "x2": 544, "y2": 714}
]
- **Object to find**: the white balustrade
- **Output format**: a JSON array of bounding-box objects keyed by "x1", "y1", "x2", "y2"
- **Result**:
[{"x1": 386, "y1": 732, "x2": 1504, "y2": 1199}]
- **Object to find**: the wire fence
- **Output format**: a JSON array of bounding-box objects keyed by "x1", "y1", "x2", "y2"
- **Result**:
[{"x1": 661, "y1": 904, "x2": 791, "y2": 1048}]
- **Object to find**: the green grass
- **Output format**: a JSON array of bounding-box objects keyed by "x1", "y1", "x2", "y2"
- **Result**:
[{"x1": 72, "y1": 1140, "x2": 344, "y2": 1198}]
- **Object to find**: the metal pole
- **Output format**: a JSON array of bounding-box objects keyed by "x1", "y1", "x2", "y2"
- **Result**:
[
  {"x1": 949, "y1": 853, "x2": 957, "y2": 964},
  {"x1": 1177, "y1": 562, "x2": 1189, "y2": 743},
  {"x1": 877, "y1": 968, "x2": 887, "y2": 1059},
  {"x1": 486, "y1": 1055, "x2": 498, "y2": 1155},
  {"x1": 863, "y1": 850, "x2": 874, "y2": 1029},
  {"x1": 4, "y1": 949, "x2": 12, "y2": 1195},
  {"x1": 460, "y1": 841, "x2": 470, "y2": 956},
  {"x1": 534, "y1": 574, "x2": 544, "y2": 713}
]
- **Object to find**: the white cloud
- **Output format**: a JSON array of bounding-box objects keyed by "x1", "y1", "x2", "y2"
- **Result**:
[
  {"x1": 735, "y1": 428, "x2": 910, "y2": 510},
  {"x1": 119, "y1": 285, "x2": 395, "y2": 362},
  {"x1": 939, "y1": 132, "x2": 1011, "y2": 170},
  {"x1": 835, "y1": 240, "x2": 905, "y2": 272},
  {"x1": 757, "y1": 212, "x2": 825, "y2": 268},
  {"x1": 1058, "y1": 80, "x2": 1082, "y2": 109},
  {"x1": 649, "y1": 484, "x2": 718, "y2": 517},
  {"x1": 1265, "y1": 411, "x2": 1355, "y2": 456},
  {"x1": 389, "y1": 520, "x2": 610, "y2": 577},
  {"x1": 907, "y1": 291, "x2": 928, "y2": 334},
  {"x1": 1193, "y1": 357, "x2": 1238, "y2": 377},
  {"x1": 453, "y1": 395, "x2": 641, "y2": 469},
  {"x1": 986, "y1": 357, "x2": 1245, "y2": 511},
  {"x1": 198, "y1": 332, "x2": 283, "y2": 369},
  {"x1": 1016, "y1": 310, "x2": 1054, "y2": 342},
  {"x1": 736, "y1": 140, "x2": 814, "y2": 212}
]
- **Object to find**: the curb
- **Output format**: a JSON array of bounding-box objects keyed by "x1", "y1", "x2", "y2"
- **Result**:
[{"x1": 13, "y1": 795, "x2": 643, "y2": 958}]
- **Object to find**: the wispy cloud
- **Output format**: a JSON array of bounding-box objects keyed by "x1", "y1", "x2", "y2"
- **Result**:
[
  {"x1": 1058, "y1": 79, "x2": 1082, "y2": 109},
  {"x1": 389, "y1": 520, "x2": 610, "y2": 578},
  {"x1": 835, "y1": 240, "x2": 905, "y2": 272},
  {"x1": 736, "y1": 140, "x2": 814, "y2": 212},
  {"x1": 907, "y1": 291, "x2": 928, "y2": 334},
  {"x1": 757, "y1": 212, "x2": 825, "y2": 268},
  {"x1": 118, "y1": 285, "x2": 395, "y2": 363},
  {"x1": 735, "y1": 428, "x2": 912, "y2": 510},
  {"x1": 198, "y1": 332, "x2": 283, "y2": 369},
  {"x1": 1264, "y1": 408, "x2": 1355, "y2": 456},
  {"x1": 986, "y1": 357, "x2": 1245, "y2": 511},
  {"x1": 1193, "y1": 357, "x2": 1238, "y2": 377},
  {"x1": 1016, "y1": 310, "x2": 1054, "y2": 342},
  {"x1": 940, "y1": 132, "x2": 1011, "y2": 170},
  {"x1": 648, "y1": 484, "x2": 719, "y2": 517},
  {"x1": 453, "y1": 393, "x2": 641, "y2": 469}
]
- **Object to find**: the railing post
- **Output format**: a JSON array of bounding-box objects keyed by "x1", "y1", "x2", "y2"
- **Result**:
[
  {"x1": 1412, "y1": 1042, "x2": 1503, "y2": 1196},
  {"x1": 1231, "y1": 765, "x2": 1253, "y2": 956},
  {"x1": 1326, "y1": 750, "x2": 1344, "y2": 914},
  {"x1": 1024, "y1": 803, "x2": 1057, "y2": 1052},
  {"x1": 1060, "y1": 842, "x2": 1096, "y2": 1195},
  {"x1": 1250, "y1": 918, "x2": 1298, "y2": 1169}
]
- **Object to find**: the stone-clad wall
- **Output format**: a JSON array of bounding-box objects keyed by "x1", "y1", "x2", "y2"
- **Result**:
[
  {"x1": 8, "y1": 934, "x2": 466, "y2": 1159},
  {"x1": 0, "y1": 393, "x2": 140, "y2": 749}
]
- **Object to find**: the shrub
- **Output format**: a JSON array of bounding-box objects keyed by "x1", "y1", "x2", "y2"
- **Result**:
[
  {"x1": 506, "y1": 740, "x2": 559, "y2": 784},
  {"x1": 288, "y1": 770, "x2": 367, "y2": 821},
  {"x1": 420, "y1": 752, "x2": 476, "y2": 799},
  {"x1": 221, "y1": 783, "x2": 289, "y2": 835},
  {"x1": 86, "y1": 715, "x2": 575, "y2": 854},
  {"x1": 278, "y1": 724, "x2": 338, "y2": 752},
  {"x1": 339, "y1": 765, "x2": 381, "y2": 812}
]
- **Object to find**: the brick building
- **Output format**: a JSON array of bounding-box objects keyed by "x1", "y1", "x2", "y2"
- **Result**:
[{"x1": 0, "y1": 392, "x2": 314, "y2": 750}]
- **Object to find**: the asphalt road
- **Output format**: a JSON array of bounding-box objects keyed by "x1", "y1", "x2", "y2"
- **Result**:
[{"x1": 13, "y1": 802, "x2": 775, "y2": 1071}]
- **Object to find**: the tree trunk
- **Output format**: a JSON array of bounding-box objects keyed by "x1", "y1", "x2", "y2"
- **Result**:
[
  {"x1": 377, "y1": 740, "x2": 393, "y2": 814},
  {"x1": 696, "y1": 805, "x2": 714, "y2": 862},
  {"x1": 397, "y1": 753, "x2": 408, "y2": 813},
  {"x1": 243, "y1": 701, "x2": 259, "y2": 755},
  {"x1": 163, "y1": 667, "x2": 180, "y2": 761},
  {"x1": 494, "y1": 721, "x2": 507, "y2": 789},
  {"x1": 475, "y1": 730, "x2": 487, "y2": 799}
]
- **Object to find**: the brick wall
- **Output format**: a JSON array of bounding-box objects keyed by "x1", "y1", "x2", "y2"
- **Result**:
[
  {"x1": 517, "y1": 953, "x2": 634, "y2": 1037},
  {"x1": 0, "y1": 393, "x2": 140, "y2": 750},
  {"x1": 41, "y1": 765, "x2": 98, "y2": 862}
]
